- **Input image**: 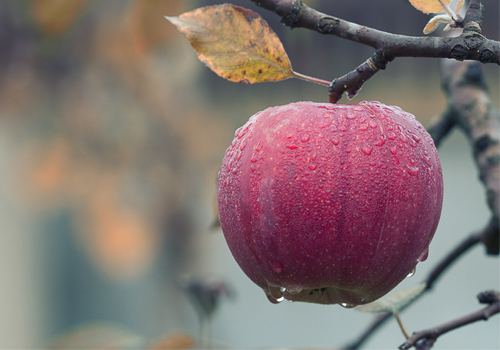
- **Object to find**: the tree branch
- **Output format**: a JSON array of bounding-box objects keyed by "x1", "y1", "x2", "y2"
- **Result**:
[
  {"x1": 428, "y1": 59, "x2": 500, "y2": 254},
  {"x1": 250, "y1": 0, "x2": 500, "y2": 102},
  {"x1": 399, "y1": 291, "x2": 500, "y2": 350}
]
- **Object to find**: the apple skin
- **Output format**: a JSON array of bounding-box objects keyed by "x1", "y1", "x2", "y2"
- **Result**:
[{"x1": 217, "y1": 101, "x2": 443, "y2": 306}]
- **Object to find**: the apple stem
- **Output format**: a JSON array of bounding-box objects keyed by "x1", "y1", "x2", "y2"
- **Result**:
[
  {"x1": 292, "y1": 71, "x2": 331, "y2": 86},
  {"x1": 394, "y1": 312, "x2": 410, "y2": 339}
]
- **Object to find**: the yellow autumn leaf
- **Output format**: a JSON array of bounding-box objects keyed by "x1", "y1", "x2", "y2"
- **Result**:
[
  {"x1": 408, "y1": 0, "x2": 451, "y2": 14},
  {"x1": 165, "y1": 4, "x2": 295, "y2": 84}
]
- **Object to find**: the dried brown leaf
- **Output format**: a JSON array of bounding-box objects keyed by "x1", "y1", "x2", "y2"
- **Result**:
[{"x1": 165, "y1": 4, "x2": 295, "y2": 84}]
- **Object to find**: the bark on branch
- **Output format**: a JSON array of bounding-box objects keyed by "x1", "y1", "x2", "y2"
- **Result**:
[
  {"x1": 428, "y1": 59, "x2": 500, "y2": 254},
  {"x1": 250, "y1": 0, "x2": 500, "y2": 102},
  {"x1": 399, "y1": 290, "x2": 500, "y2": 350}
]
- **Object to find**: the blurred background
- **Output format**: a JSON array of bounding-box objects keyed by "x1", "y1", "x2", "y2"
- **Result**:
[{"x1": 0, "y1": 0, "x2": 498, "y2": 349}]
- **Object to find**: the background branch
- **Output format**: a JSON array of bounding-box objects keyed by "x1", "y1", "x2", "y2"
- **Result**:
[
  {"x1": 428, "y1": 59, "x2": 500, "y2": 254},
  {"x1": 399, "y1": 290, "x2": 500, "y2": 350}
]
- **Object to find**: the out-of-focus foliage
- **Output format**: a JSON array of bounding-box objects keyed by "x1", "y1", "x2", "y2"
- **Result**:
[
  {"x1": 31, "y1": 0, "x2": 90, "y2": 35},
  {"x1": 4, "y1": 0, "x2": 230, "y2": 282},
  {"x1": 44, "y1": 322, "x2": 194, "y2": 349}
]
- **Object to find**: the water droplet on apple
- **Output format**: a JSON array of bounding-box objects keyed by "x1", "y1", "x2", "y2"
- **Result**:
[
  {"x1": 265, "y1": 292, "x2": 283, "y2": 304},
  {"x1": 309, "y1": 164, "x2": 317, "y2": 170},
  {"x1": 418, "y1": 246, "x2": 429, "y2": 262},
  {"x1": 331, "y1": 138, "x2": 340, "y2": 145},
  {"x1": 390, "y1": 146, "x2": 397, "y2": 155},
  {"x1": 340, "y1": 302, "x2": 356, "y2": 308},
  {"x1": 407, "y1": 166, "x2": 419, "y2": 176},
  {"x1": 362, "y1": 145, "x2": 373, "y2": 155},
  {"x1": 265, "y1": 285, "x2": 286, "y2": 304},
  {"x1": 412, "y1": 134, "x2": 421, "y2": 143},
  {"x1": 301, "y1": 134, "x2": 310, "y2": 142},
  {"x1": 271, "y1": 261, "x2": 283, "y2": 273},
  {"x1": 388, "y1": 132, "x2": 397, "y2": 140},
  {"x1": 240, "y1": 140, "x2": 247, "y2": 151},
  {"x1": 236, "y1": 124, "x2": 251, "y2": 139},
  {"x1": 423, "y1": 155, "x2": 432, "y2": 166},
  {"x1": 406, "y1": 267, "x2": 416, "y2": 278},
  {"x1": 369, "y1": 120, "x2": 377, "y2": 128},
  {"x1": 346, "y1": 111, "x2": 358, "y2": 119},
  {"x1": 255, "y1": 139, "x2": 264, "y2": 151},
  {"x1": 286, "y1": 285, "x2": 303, "y2": 294},
  {"x1": 286, "y1": 144, "x2": 298, "y2": 149},
  {"x1": 374, "y1": 135, "x2": 386, "y2": 146},
  {"x1": 400, "y1": 134, "x2": 408, "y2": 143}
]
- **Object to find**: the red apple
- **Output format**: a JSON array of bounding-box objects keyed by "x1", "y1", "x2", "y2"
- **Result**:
[{"x1": 217, "y1": 101, "x2": 443, "y2": 306}]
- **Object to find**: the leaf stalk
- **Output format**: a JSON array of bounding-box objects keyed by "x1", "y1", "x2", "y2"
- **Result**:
[{"x1": 292, "y1": 71, "x2": 331, "y2": 86}]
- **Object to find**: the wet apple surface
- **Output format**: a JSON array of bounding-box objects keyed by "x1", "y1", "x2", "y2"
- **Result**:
[{"x1": 218, "y1": 101, "x2": 443, "y2": 306}]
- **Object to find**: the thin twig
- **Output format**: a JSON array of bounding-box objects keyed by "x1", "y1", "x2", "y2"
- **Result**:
[
  {"x1": 399, "y1": 291, "x2": 500, "y2": 350},
  {"x1": 437, "y1": 0, "x2": 458, "y2": 21},
  {"x1": 425, "y1": 229, "x2": 482, "y2": 290},
  {"x1": 394, "y1": 312, "x2": 411, "y2": 340}
]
